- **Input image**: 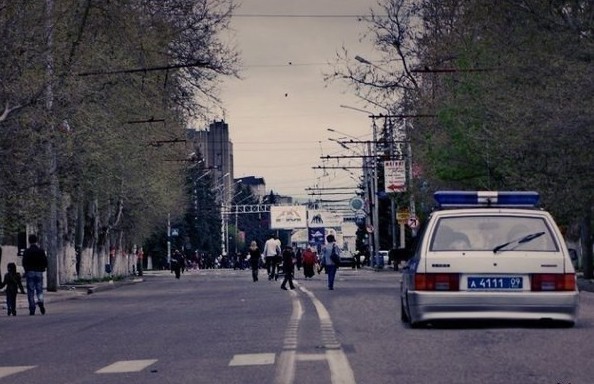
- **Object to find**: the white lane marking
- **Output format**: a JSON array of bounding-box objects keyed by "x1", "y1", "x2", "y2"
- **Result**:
[
  {"x1": 96, "y1": 359, "x2": 158, "y2": 373},
  {"x1": 326, "y1": 349, "x2": 357, "y2": 384},
  {"x1": 0, "y1": 366, "x2": 36, "y2": 379},
  {"x1": 274, "y1": 290, "x2": 303, "y2": 384},
  {"x1": 229, "y1": 353, "x2": 275, "y2": 366},
  {"x1": 300, "y1": 287, "x2": 357, "y2": 384},
  {"x1": 296, "y1": 353, "x2": 326, "y2": 362}
]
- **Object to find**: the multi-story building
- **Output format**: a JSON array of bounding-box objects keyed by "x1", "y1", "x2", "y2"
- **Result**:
[
  {"x1": 235, "y1": 176, "x2": 266, "y2": 203},
  {"x1": 187, "y1": 120, "x2": 234, "y2": 205}
]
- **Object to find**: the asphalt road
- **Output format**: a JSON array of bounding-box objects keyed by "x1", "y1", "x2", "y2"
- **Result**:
[{"x1": 1, "y1": 268, "x2": 594, "y2": 384}]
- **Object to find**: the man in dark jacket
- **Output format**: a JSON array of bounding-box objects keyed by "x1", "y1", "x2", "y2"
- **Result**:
[
  {"x1": 22, "y1": 234, "x2": 48, "y2": 315},
  {"x1": 280, "y1": 246, "x2": 296, "y2": 290}
]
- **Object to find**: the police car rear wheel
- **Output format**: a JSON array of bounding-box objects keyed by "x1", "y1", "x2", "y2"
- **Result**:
[{"x1": 400, "y1": 297, "x2": 409, "y2": 323}]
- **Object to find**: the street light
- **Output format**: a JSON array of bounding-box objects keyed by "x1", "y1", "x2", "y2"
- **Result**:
[
  {"x1": 325, "y1": 127, "x2": 365, "y2": 202},
  {"x1": 339, "y1": 104, "x2": 390, "y2": 269},
  {"x1": 354, "y1": 55, "x2": 372, "y2": 65},
  {"x1": 339, "y1": 104, "x2": 375, "y2": 115},
  {"x1": 217, "y1": 172, "x2": 230, "y2": 256},
  {"x1": 229, "y1": 180, "x2": 243, "y2": 256}
]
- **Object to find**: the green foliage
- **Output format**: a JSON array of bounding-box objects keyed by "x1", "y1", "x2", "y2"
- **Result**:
[
  {"x1": 0, "y1": 0, "x2": 238, "y2": 271},
  {"x1": 333, "y1": 0, "x2": 594, "y2": 274}
]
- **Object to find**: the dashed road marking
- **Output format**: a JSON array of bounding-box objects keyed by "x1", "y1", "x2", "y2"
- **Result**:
[
  {"x1": 229, "y1": 353, "x2": 276, "y2": 366},
  {"x1": 301, "y1": 286, "x2": 356, "y2": 384},
  {"x1": 95, "y1": 359, "x2": 158, "y2": 373},
  {"x1": 274, "y1": 290, "x2": 303, "y2": 384},
  {"x1": 0, "y1": 366, "x2": 36, "y2": 379}
]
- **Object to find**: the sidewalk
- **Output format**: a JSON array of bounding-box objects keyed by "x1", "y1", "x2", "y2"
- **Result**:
[{"x1": 1, "y1": 276, "x2": 144, "y2": 313}]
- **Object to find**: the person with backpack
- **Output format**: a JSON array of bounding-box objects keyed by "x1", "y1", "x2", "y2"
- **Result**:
[{"x1": 320, "y1": 234, "x2": 341, "y2": 290}]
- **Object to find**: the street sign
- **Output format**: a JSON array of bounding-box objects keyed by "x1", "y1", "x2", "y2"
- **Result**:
[
  {"x1": 396, "y1": 209, "x2": 409, "y2": 225},
  {"x1": 384, "y1": 160, "x2": 406, "y2": 193},
  {"x1": 349, "y1": 197, "x2": 365, "y2": 212},
  {"x1": 396, "y1": 209, "x2": 409, "y2": 223}
]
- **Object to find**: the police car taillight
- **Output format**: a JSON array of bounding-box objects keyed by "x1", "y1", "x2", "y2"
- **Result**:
[
  {"x1": 531, "y1": 274, "x2": 576, "y2": 291},
  {"x1": 415, "y1": 273, "x2": 460, "y2": 291},
  {"x1": 434, "y1": 191, "x2": 540, "y2": 208}
]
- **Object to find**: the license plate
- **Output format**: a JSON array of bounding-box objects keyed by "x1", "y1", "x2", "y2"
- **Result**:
[{"x1": 467, "y1": 276, "x2": 523, "y2": 290}]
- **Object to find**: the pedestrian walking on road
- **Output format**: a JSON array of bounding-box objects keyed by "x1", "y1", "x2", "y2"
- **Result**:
[
  {"x1": 0, "y1": 262, "x2": 25, "y2": 316},
  {"x1": 22, "y1": 234, "x2": 48, "y2": 315},
  {"x1": 321, "y1": 234, "x2": 340, "y2": 290},
  {"x1": 280, "y1": 246, "x2": 295, "y2": 290},
  {"x1": 171, "y1": 250, "x2": 184, "y2": 279},
  {"x1": 247, "y1": 241, "x2": 263, "y2": 282},
  {"x1": 263, "y1": 234, "x2": 281, "y2": 280},
  {"x1": 301, "y1": 245, "x2": 317, "y2": 278}
]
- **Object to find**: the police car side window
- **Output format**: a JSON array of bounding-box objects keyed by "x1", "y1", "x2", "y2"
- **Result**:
[{"x1": 409, "y1": 219, "x2": 428, "y2": 260}]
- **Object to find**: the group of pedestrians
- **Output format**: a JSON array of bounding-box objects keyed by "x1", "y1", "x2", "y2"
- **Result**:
[
  {"x1": 1, "y1": 234, "x2": 48, "y2": 316},
  {"x1": 245, "y1": 233, "x2": 341, "y2": 291}
]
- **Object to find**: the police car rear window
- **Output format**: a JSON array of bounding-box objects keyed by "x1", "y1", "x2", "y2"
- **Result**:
[{"x1": 429, "y1": 216, "x2": 559, "y2": 252}]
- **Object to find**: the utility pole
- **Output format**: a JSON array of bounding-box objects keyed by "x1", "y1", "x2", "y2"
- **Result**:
[
  {"x1": 167, "y1": 213, "x2": 171, "y2": 266},
  {"x1": 388, "y1": 118, "x2": 398, "y2": 251}
]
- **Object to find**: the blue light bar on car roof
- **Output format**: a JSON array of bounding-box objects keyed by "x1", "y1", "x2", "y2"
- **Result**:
[{"x1": 434, "y1": 191, "x2": 540, "y2": 207}]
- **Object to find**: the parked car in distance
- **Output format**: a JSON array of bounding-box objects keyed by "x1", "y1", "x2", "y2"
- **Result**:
[
  {"x1": 339, "y1": 250, "x2": 356, "y2": 268},
  {"x1": 379, "y1": 250, "x2": 389, "y2": 265},
  {"x1": 400, "y1": 191, "x2": 579, "y2": 328}
]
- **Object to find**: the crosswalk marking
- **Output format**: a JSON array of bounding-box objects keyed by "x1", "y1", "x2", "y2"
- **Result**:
[
  {"x1": 95, "y1": 359, "x2": 158, "y2": 373},
  {"x1": 229, "y1": 353, "x2": 276, "y2": 366},
  {"x1": 296, "y1": 353, "x2": 326, "y2": 362},
  {"x1": 0, "y1": 366, "x2": 36, "y2": 379}
]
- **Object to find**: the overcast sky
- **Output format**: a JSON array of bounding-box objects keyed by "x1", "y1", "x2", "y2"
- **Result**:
[{"x1": 218, "y1": 0, "x2": 382, "y2": 201}]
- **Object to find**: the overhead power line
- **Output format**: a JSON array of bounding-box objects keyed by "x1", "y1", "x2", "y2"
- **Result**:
[
  {"x1": 78, "y1": 62, "x2": 209, "y2": 77},
  {"x1": 232, "y1": 13, "x2": 373, "y2": 19}
]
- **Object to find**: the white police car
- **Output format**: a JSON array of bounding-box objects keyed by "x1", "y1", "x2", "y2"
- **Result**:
[{"x1": 400, "y1": 191, "x2": 579, "y2": 327}]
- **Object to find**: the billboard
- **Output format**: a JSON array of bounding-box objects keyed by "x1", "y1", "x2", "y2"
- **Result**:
[
  {"x1": 308, "y1": 227, "x2": 325, "y2": 245},
  {"x1": 270, "y1": 205, "x2": 307, "y2": 229},
  {"x1": 307, "y1": 210, "x2": 343, "y2": 228}
]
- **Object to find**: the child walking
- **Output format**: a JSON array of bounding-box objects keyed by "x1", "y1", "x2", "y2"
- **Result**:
[{"x1": 0, "y1": 262, "x2": 25, "y2": 316}]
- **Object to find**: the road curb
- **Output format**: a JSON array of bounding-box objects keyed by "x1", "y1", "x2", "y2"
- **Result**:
[{"x1": 71, "y1": 277, "x2": 145, "y2": 295}]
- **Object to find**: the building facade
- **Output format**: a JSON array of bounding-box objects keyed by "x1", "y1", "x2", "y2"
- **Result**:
[{"x1": 187, "y1": 120, "x2": 234, "y2": 205}]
